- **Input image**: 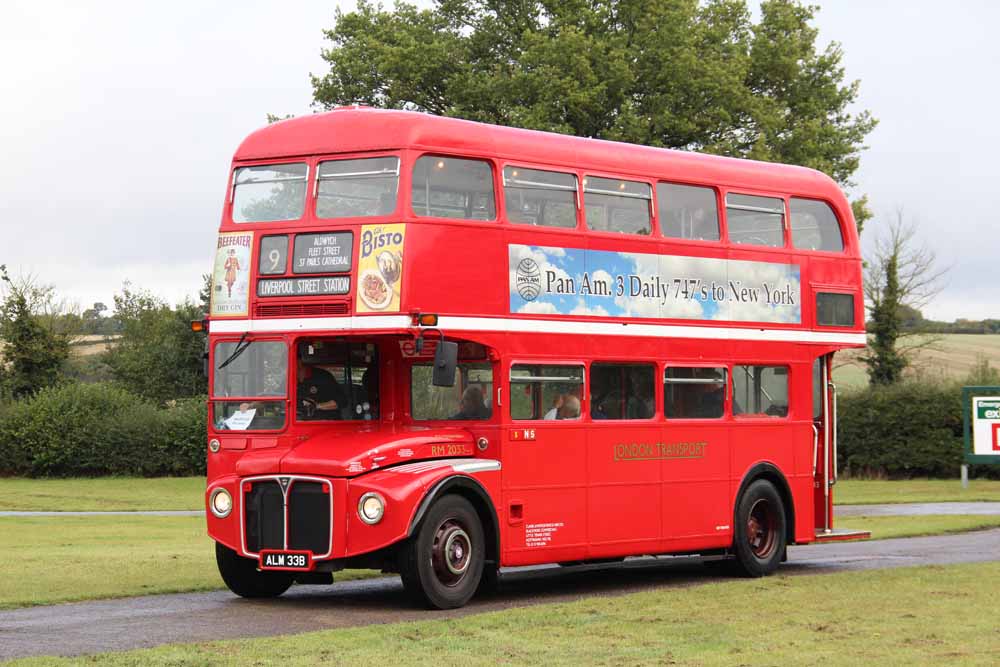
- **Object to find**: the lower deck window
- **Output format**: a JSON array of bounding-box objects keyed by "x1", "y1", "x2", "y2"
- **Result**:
[
  {"x1": 510, "y1": 364, "x2": 584, "y2": 420},
  {"x1": 590, "y1": 363, "x2": 655, "y2": 419},
  {"x1": 733, "y1": 365, "x2": 789, "y2": 417},
  {"x1": 412, "y1": 363, "x2": 494, "y2": 420},
  {"x1": 664, "y1": 367, "x2": 726, "y2": 419}
]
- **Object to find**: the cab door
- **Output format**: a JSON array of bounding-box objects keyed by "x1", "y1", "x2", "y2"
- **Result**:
[{"x1": 501, "y1": 362, "x2": 587, "y2": 566}]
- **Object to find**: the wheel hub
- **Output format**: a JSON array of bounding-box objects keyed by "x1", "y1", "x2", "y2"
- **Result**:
[
  {"x1": 747, "y1": 498, "x2": 777, "y2": 559},
  {"x1": 431, "y1": 519, "x2": 472, "y2": 586}
]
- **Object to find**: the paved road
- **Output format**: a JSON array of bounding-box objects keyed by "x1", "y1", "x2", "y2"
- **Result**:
[
  {"x1": 835, "y1": 502, "x2": 1000, "y2": 516},
  {"x1": 2, "y1": 528, "x2": 999, "y2": 661},
  {"x1": 6, "y1": 502, "x2": 998, "y2": 518}
]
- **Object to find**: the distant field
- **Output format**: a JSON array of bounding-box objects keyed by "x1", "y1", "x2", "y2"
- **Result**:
[
  {"x1": 833, "y1": 333, "x2": 1000, "y2": 390},
  {"x1": 0, "y1": 477, "x2": 204, "y2": 511}
]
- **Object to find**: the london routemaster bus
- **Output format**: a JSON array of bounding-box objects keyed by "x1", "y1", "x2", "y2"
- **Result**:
[{"x1": 203, "y1": 107, "x2": 868, "y2": 609}]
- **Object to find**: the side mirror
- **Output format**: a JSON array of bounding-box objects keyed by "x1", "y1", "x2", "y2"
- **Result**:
[{"x1": 432, "y1": 340, "x2": 458, "y2": 387}]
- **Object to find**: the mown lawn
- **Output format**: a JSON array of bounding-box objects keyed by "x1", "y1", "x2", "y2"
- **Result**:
[
  {"x1": 0, "y1": 477, "x2": 205, "y2": 511},
  {"x1": 835, "y1": 478, "x2": 1000, "y2": 505},
  {"x1": 3, "y1": 477, "x2": 999, "y2": 512},
  {"x1": 11, "y1": 562, "x2": 1000, "y2": 666},
  {"x1": 0, "y1": 516, "x2": 376, "y2": 609}
]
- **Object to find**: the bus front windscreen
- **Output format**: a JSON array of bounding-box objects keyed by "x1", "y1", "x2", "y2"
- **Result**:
[{"x1": 212, "y1": 340, "x2": 288, "y2": 431}]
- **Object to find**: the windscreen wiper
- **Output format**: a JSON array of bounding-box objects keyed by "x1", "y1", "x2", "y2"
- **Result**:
[{"x1": 217, "y1": 332, "x2": 251, "y2": 370}]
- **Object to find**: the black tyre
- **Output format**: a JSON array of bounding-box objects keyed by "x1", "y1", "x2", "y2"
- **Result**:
[
  {"x1": 732, "y1": 480, "x2": 787, "y2": 577},
  {"x1": 216, "y1": 543, "x2": 293, "y2": 598},
  {"x1": 399, "y1": 495, "x2": 484, "y2": 609}
]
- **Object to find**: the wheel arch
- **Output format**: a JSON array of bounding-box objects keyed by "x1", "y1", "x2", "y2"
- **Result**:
[
  {"x1": 408, "y1": 474, "x2": 500, "y2": 567},
  {"x1": 734, "y1": 462, "x2": 796, "y2": 545}
]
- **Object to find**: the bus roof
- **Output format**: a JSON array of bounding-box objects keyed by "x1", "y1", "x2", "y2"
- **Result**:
[{"x1": 234, "y1": 107, "x2": 845, "y2": 202}]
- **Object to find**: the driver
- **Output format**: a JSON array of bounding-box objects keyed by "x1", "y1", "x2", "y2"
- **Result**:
[{"x1": 296, "y1": 357, "x2": 347, "y2": 420}]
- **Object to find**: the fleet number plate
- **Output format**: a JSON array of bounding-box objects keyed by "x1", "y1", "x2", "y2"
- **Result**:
[{"x1": 258, "y1": 550, "x2": 313, "y2": 571}]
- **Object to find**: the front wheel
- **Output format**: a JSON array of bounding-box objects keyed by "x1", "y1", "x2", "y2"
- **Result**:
[
  {"x1": 732, "y1": 480, "x2": 787, "y2": 577},
  {"x1": 399, "y1": 495, "x2": 484, "y2": 609},
  {"x1": 216, "y1": 543, "x2": 293, "y2": 598}
]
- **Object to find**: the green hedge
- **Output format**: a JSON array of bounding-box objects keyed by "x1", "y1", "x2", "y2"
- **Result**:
[
  {"x1": 838, "y1": 381, "x2": 999, "y2": 479},
  {"x1": 0, "y1": 382, "x2": 206, "y2": 477}
]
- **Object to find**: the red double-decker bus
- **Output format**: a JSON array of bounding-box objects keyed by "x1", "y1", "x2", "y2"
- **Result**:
[{"x1": 203, "y1": 107, "x2": 867, "y2": 609}]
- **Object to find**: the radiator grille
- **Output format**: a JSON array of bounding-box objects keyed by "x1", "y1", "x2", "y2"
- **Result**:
[{"x1": 242, "y1": 477, "x2": 333, "y2": 556}]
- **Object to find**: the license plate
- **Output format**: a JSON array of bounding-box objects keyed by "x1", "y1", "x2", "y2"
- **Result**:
[{"x1": 259, "y1": 550, "x2": 313, "y2": 571}]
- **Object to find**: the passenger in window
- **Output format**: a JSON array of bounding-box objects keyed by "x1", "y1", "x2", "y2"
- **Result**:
[
  {"x1": 591, "y1": 397, "x2": 609, "y2": 420},
  {"x1": 557, "y1": 395, "x2": 581, "y2": 420},
  {"x1": 544, "y1": 394, "x2": 564, "y2": 420},
  {"x1": 297, "y1": 358, "x2": 346, "y2": 420},
  {"x1": 451, "y1": 386, "x2": 491, "y2": 420},
  {"x1": 626, "y1": 371, "x2": 655, "y2": 419},
  {"x1": 691, "y1": 383, "x2": 724, "y2": 418}
]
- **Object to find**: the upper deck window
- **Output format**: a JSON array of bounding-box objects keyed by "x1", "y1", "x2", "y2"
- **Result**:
[
  {"x1": 503, "y1": 166, "x2": 577, "y2": 229},
  {"x1": 316, "y1": 156, "x2": 399, "y2": 219},
  {"x1": 412, "y1": 156, "x2": 496, "y2": 220},
  {"x1": 657, "y1": 182, "x2": 720, "y2": 241},
  {"x1": 726, "y1": 193, "x2": 785, "y2": 248},
  {"x1": 232, "y1": 163, "x2": 308, "y2": 223},
  {"x1": 790, "y1": 198, "x2": 845, "y2": 252},
  {"x1": 584, "y1": 177, "x2": 652, "y2": 235}
]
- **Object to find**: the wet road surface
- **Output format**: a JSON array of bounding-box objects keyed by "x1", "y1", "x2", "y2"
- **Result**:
[{"x1": 2, "y1": 528, "x2": 999, "y2": 661}]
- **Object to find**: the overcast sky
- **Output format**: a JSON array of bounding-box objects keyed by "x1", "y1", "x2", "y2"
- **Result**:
[{"x1": 1, "y1": 1, "x2": 995, "y2": 320}]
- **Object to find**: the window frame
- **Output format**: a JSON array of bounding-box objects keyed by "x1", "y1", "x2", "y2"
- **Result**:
[
  {"x1": 508, "y1": 361, "x2": 586, "y2": 422},
  {"x1": 408, "y1": 359, "x2": 496, "y2": 422},
  {"x1": 789, "y1": 196, "x2": 847, "y2": 254},
  {"x1": 209, "y1": 337, "x2": 291, "y2": 434},
  {"x1": 663, "y1": 365, "x2": 729, "y2": 420},
  {"x1": 229, "y1": 161, "x2": 310, "y2": 224},
  {"x1": 731, "y1": 364, "x2": 791, "y2": 419},
  {"x1": 501, "y1": 164, "x2": 581, "y2": 230},
  {"x1": 724, "y1": 191, "x2": 789, "y2": 249},
  {"x1": 588, "y1": 361, "x2": 659, "y2": 421},
  {"x1": 313, "y1": 155, "x2": 401, "y2": 221},
  {"x1": 655, "y1": 180, "x2": 723, "y2": 244},
  {"x1": 408, "y1": 153, "x2": 499, "y2": 223},
  {"x1": 582, "y1": 173, "x2": 656, "y2": 237}
]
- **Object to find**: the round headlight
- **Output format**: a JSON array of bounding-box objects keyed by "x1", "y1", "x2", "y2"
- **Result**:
[
  {"x1": 358, "y1": 492, "x2": 385, "y2": 525},
  {"x1": 210, "y1": 488, "x2": 232, "y2": 518},
  {"x1": 208, "y1": 438, "x2": 221, "y2": 453}
]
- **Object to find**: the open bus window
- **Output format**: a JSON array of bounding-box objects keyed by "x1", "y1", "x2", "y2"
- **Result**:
[
  {"x1": 584, "y1": 176, "x2": 652, "y2": 235},
  {"x1": 790, "y1": 198, "x2": 845, "y2": 252},
  {"x1": 412, "y1": 363, "x2": 493, "y2": 420},
  {"x1": 590, "y1": 363, "x2": 655, "y2": 420},
  {"x1": 503, "y1": 166, "x2": 577, "y2": 229},
  {"x1": 726, "y1": 193, "x2": 785, "y2": 247},
  {"x1": 733, "y1": 365, "x2": 789, "y2": 417},
  {"x1": 412, "y1": 156, "x2": 496, "y2": 220},
  {"x1": 316, "y1": 156, "x2": 399, "y2": 219},
  {"x1": 296, "y1": 341, "x2": 378, "y2": 421},
  {"x1": 657, "y1": 182, "x2": 720, "y2": 241},
  {"x1": 232, "y1": 163, "x2": 307, "y2": 223},
  {"x1": 510, "y1": 364, "x2": 584, "y2": 420},
  {"x1": 664, "y1": 367, "x2": 726, "y2": 419}
]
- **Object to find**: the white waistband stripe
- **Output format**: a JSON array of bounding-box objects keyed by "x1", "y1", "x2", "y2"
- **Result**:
[{"x1": 209, "y1": 315, "x2": 866, "y2": 346}]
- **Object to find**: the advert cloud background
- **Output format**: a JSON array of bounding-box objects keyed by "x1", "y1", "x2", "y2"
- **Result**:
[{"x1": 0, "y1": 1, "x2": 995, "y2": 320}]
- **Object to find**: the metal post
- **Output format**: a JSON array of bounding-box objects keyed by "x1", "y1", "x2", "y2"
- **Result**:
[
  {"x1": 961, "y1": 464, "x2": 969, "y2": 489},
  {"x1": 822, "y1": 357, "x2": 831, "y2": 533}
]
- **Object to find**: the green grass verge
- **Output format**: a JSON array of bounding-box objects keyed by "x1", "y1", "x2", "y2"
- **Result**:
[
  {"x1": 841, "y1": 514, "x2": 1000, "y2": 540},
  {"x1": 10, "y1": 562, "x2": 1000, "y2": 666},
  {"x1": 835, "y1": 479, "x2": 1000, "y2": 505},
  {"x1": 0, "y1": 516, "x2": 376, "y2": 610},
  {"x1": 0, "y1": 477, "x2": 205, "y2": 511},
  {"x1": 4, "y1": 477, "x2": 1000, "y2": 512}
]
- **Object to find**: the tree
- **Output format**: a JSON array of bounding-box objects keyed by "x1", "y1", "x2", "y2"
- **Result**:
[
  {"x1": 862, "y1": 211, "x2": 948, "y2": 386},
  {"x1": 0, "y1": 266, "x2": 70, "y2": 398},
  {"x1": 105, "y1": 283, "x2": 206, "y2": 403},
  {"x1": 312, "y1": 0, "x2": 876, "y2": 219}
]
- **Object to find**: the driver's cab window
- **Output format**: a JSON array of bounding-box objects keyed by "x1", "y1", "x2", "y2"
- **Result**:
[
  {"x1": 296, "y1": 340, "x2": 379, "y2": 421},
  {"x1": 412, "y1": 362, "x2": 494, "y2": 420}
]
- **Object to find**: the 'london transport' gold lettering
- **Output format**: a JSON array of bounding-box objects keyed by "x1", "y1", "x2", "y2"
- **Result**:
[{"x1": 613, "y1": 441, "x2": 707, "y2": 462}]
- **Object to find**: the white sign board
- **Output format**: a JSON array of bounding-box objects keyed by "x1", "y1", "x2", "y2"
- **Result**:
[{"x1": 972, "y1": 396, "x2": 1000, "y2": 456}]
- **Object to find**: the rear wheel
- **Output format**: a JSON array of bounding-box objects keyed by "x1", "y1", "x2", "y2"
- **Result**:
[
  {"x1": 399, "y1": 495, "x2": 484, "y2": 609},
  {"x1": 216, "y1": 543, "x2": 293, "y2": 598},
  {"x1": 732, "y1": 480, "x2": 786, "y2": 577}
]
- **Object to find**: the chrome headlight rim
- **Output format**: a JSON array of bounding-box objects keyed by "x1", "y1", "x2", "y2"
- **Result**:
[
  {"x1": 358, "y1": 492, "x2": 386, "y2": 525},
  {"x1": 209, "y1": 487, "x2": 233, "y2": 518}
]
